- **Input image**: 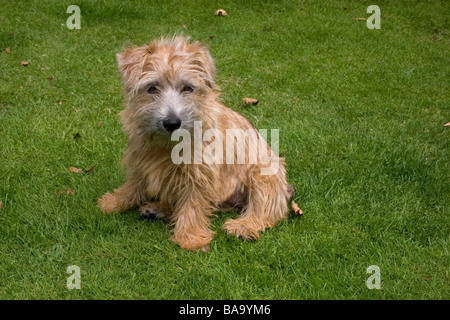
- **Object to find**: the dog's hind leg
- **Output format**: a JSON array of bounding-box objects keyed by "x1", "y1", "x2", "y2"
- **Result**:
[
  {"x1": 223, "y1": 170, "x2": 290, "y2": 240},
  {"x1": 138, "y1": 202, "x2": 169, "y2": 220},
  {"x1": 98, "y1": 171, "x2": 147, "y2": 214}
]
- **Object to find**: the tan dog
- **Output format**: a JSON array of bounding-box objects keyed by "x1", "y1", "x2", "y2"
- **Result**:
[{"x1": 98, "y1": 36, "x2": 293, "y2": 251}]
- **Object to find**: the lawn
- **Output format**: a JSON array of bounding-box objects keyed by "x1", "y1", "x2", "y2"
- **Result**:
[{"x1": 0, "y1": 0, "x2": 448, "y2": 299}]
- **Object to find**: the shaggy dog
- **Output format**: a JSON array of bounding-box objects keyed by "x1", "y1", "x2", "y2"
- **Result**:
[{"x1": 98, "y1": 36, "x2": 293, "y2": 251}]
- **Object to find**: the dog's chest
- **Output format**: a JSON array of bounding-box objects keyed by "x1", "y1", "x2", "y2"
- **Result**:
[{"x1": 140, "y1": 155, "x2": 178, "y2": 198}]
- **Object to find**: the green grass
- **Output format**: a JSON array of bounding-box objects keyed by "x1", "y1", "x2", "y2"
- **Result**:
[{"x1": 0, "y1": 0, "x2": 449, "y2": 299}]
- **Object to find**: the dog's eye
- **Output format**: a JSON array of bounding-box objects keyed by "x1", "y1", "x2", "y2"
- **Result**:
[
  {"x1": 181, "y1": 85, "x2": 193, "y2": 93},
  {"x1": 147, "y1": 85, "x2": 158, "y2": 94}
]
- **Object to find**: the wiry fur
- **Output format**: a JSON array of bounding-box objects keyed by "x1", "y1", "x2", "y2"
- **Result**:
[{"x1": 98, "y1": 36, "x2": 292, "y2": 251}]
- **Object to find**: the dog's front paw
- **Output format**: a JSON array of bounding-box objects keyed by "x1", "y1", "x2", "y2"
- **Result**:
[
  {"x1": 223, "y1": 218, "x2": 261, "y2": 240},
  {"x1": 97, "y1": 192, "x2": 120, "y2": 214},
  {"x1": 171, "y1": 232, "x2": 213, "y2": 252}
]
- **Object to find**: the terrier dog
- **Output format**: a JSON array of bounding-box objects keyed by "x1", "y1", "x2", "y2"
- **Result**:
[{"x1": 98, "y1": 36, "x2": 293, "y2": 251}]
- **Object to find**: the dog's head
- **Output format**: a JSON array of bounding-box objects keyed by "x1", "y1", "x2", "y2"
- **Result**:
[{"x1": 117, "y1": 36, "x2": 216, "y2": 138}]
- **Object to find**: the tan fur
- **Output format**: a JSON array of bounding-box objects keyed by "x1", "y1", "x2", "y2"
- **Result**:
[{"x1": 98, "y1": 36, "x2": 292, "y2": 251}]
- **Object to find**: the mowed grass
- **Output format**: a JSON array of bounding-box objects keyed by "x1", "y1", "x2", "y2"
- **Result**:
[{"x1": 0, "y1": 0, "x2": 448, "y2": 299}]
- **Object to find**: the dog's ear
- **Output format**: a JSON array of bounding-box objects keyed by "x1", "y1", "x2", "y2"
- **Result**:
[
  {"x1": 116, "y1": 46, "x2": 149, "y2": 89},
  {"x1": 190, "y1": 43, "x2": 216, "y2": 89}
]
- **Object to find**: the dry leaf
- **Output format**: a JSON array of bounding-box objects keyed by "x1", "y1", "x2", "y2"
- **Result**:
[
  {"x1": 242, "y1": 98, "x2": 259, "y2": 105},
  {"x1": 0, "y1": 201, "x2": 2, "y2": 211},
  {"x1": 97, "y1": 121, "x2": 102, "y2": 127},
  {"x1": 69, "y1": 167, "x2": 82, "y2": 173},
  {"x1": 84, "y1": 166, "x2": 95, "y2": 173},
  {"x1": 182, "y1": 25, "x2": 187, "y2": 29},
  {"x1": 57, "y1": 189, "x2": 74, "y2": 196},
  {"x1": 291, "y1": 201, "x2": 304, "y2": 216},
  {"x1": 444, "y1": 122, "x2": 450, "y2": 127},
  {"x1": 21, "y1": 61, "x2": 29, "y2": 67},
  {"x1": 352, "y1": 17, "x2": 366, "y2": 21},
  {"x1": 48, "y1": 75, "x2": 53, "y2": 80},
  {"x1": 209, "y1": 35, "x2": 214, "y2": 39},
  {"x1": 215, "y1": 9, "x2": 227, "y2": 16},
  {"x1": 5, "y1": 47, "x2": 11, "y2": 53}
]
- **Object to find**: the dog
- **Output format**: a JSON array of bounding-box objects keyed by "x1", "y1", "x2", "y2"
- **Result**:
[{"x1": 98, "y1": 36, "x2": 294, "y2": 251}]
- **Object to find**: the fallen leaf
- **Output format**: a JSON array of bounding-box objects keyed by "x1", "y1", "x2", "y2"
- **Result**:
[
  {"x1": 7, "y1": 32, "x2": 16, "y2": 37},
  {"x1": 242, "y1": 97, "x2": 259, "y2": 105},
  {"x1": 84, "y1": 166, "x2": 95, "y2": 173},
  {"x1": 5, "y1": 47, "x2": 11, "y2": 53},
  {"x1": 0, "y1": 201, "x2": 2, "y2": 211},
  {"x1": 48, "y1": 75, "x2": 53, "y2": 80},
  {"x1": 444, "y1": 122, "x2": 450, "y2": 127},
  {"x1": 300, "y1": 6, "x2": 304, "y2": 10},
  {"x1": 182, "y1": 25, "x2": 187, "y2": 29},
  {"x1": 291, "y1": 201, "x2": 304, "y2": 216},
  {"x1": 97, "y1": 121, "x2": 102, "y2": 127},
  {"x1": 209, "y1": 35, "x2": 214, "y2": 39},
  {"x1": 215, "y1": 9, "x2": 227, "y2": 16},
  {"x1": 21, "y1": 61, "x2": 29, "y2": 67},
  {"x1": 352, "y1": 17, "x2": 367, "y2": 21},
  {"x1": 57, "y1": 189, "x2": 74, "y2": 196},
  {"x1": 69, "y1": 167, "x2": 82, "y2": 173}
]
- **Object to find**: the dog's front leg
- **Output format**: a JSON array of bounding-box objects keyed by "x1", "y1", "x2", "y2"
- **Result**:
[{"x1": 170, "y1": 193, "x2": 214, "y2": 252}]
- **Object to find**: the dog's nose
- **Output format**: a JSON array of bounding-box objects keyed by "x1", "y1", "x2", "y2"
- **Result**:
[{"x1": 162, "y1": 118, "x2": 182, "y2": 132}]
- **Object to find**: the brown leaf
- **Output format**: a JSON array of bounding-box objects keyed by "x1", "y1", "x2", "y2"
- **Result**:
[
  {"x1": 209, "y1": 35, "x2": 214, "y2": 39},
  {"x1": 57, "y1": 189, "x2": 74, "y2": 196},
  {"x1": 182, "y1": 25, "x2": 187, "y2": 30},
  {"x1": 84, "y1": 166, "x2": 95, "y2": 173},
  {"x1": 21, "y1": 61, "x2": 29, "y2": 67},
  {"x1": 215, "y1": 9, "x2": 227, "y2": 16},
  {"x1": 97, "y1": 121, "x2": 102, "y2": 127},
  {"x1": 5, "y1": 47, "x2": 11, "y2": 53},
  {"x1": 0, "y1": 201, "x2": 2, "y2": 211},
  {"x1": 444, "y1": 122, "x2": 450, "y2": 127},
  {"x1": 352, "y1": 17, "x2": 367, "y2": 21},
  {"x1": 242, "y1": 98, "x2": 259, "y2": 105},
  {"x1": 291, "y1": 201, "x2": 304, "y2": 216},
  {"x1": 69, "y1": 167, "x2": 82, "y2": 173},
  {"x1": 48, "y1": 75, "x2": 53, "y2": 80}
]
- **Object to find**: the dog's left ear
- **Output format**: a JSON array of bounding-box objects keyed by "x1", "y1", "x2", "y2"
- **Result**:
[
  {"x1": 191, "y1": 43, "x2": 216, "y2": 89},
  {"x1": 116, "y1": 46, "x2": 149, "y2": 89}
]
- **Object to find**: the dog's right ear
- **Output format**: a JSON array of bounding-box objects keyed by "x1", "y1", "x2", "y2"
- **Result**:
[{"x1": 116, "y1": 46, "x2": 149, "y2": 90}]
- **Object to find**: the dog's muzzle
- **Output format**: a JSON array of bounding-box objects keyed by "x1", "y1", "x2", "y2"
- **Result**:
[{"x1": 162, "y1": 117, "x2": 182, "y2": 133}]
